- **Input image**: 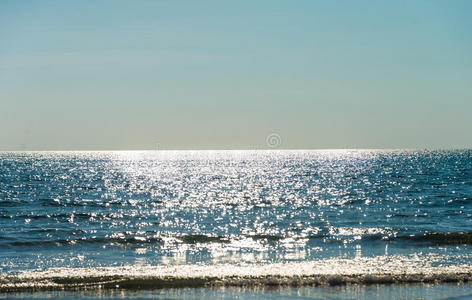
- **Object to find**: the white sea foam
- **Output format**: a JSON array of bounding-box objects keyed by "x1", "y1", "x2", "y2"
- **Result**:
[{"x1": 1, "y1": 255, "x2": 471, "y2": 292}]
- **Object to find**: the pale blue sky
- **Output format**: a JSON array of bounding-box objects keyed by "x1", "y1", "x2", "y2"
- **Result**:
[{"x1": 1, "y1": 0, "x2": 471, "y2": 150}]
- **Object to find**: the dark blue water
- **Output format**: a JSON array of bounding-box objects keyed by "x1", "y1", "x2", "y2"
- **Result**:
[{"x1": 1, "y1": 150, "x2": 471, "y2": 291}]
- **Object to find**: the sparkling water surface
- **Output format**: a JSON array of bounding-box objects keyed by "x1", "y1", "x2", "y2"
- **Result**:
[
  {"x1": 1, "y1": 150, "x2": 471, "y2": 274},
  {"x1": 4, "y1": 284, "x2": 472, "y2": 300}
]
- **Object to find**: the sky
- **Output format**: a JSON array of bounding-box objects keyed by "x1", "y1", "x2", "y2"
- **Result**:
[{"x1": 1, "y1": 0, "x2": 471, "y2": 150}]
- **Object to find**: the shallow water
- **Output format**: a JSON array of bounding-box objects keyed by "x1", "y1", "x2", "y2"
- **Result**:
[
  {"x1": 2, "y1": 284, "x2": 472, "y2": 299},
  {"x1": 1, "y1": 150, "x2": 471, "y2": 293}
]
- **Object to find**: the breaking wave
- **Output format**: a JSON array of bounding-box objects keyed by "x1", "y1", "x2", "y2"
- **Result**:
[
  {"x1": 3, "y1": 232, "x2": 472, "y2": 249},
  {"x1": 1, "y1": 256, "x2": 472, "y2": 292}
]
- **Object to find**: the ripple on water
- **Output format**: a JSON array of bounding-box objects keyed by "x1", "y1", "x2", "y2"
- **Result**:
[{"x1": 0, "y1": 150, "x2": 471, "y2": 272}]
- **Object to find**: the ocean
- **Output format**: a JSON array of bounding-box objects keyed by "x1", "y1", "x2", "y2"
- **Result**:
[{"x1": 1, "y1": 150, "x2": 471, "y2": 299}]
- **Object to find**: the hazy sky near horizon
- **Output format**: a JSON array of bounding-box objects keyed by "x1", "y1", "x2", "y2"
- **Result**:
[{"x1": 1, "y1": 1, "x2": 471, "y2": 150}]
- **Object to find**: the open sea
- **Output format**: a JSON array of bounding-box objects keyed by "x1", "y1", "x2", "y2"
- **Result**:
[{"x1": 1, "y1": 150, "x2": 472, "y2": 299}]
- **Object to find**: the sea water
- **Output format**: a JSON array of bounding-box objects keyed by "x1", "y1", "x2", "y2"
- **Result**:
[{"x1": 1, "y1": 150, "x2": 471, "y2": 298}]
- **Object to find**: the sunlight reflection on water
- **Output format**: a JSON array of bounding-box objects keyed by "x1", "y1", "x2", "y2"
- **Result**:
[{"x1": 0, "y1": 150, "x2": 471, "y2": 272}]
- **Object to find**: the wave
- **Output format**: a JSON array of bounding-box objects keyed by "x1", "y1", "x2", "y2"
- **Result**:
[
  {"x1": 3, "y1": 231, "x2": 472, "y2": 248},
  {"x1": 400, "y1": 232, "x2": 472, "y2": 245},
  {"x1": 2, "y1": 234, "x2": 229, "y2": 248},
  {"x1": 314, "y1": 231, "x2": 472, "y2": 246},
  {"x1": 6, "y1": 237, "x2": 164, "y2": 247},
  {"x1": 178, "y1": 234, "x2": 230, "y2": 244},
  {"x1": 321, "y1": 231, "x2": 472, "y2": 246},
  {"x1": 357, "y1": 232, "x2": 472, "y2": 245},
  {"x1": 354, "y1": 232, "x2": 472, "y2": 245},
  {"x1": 1, "y1": 256, "x2": 471, "y2": 292}
]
